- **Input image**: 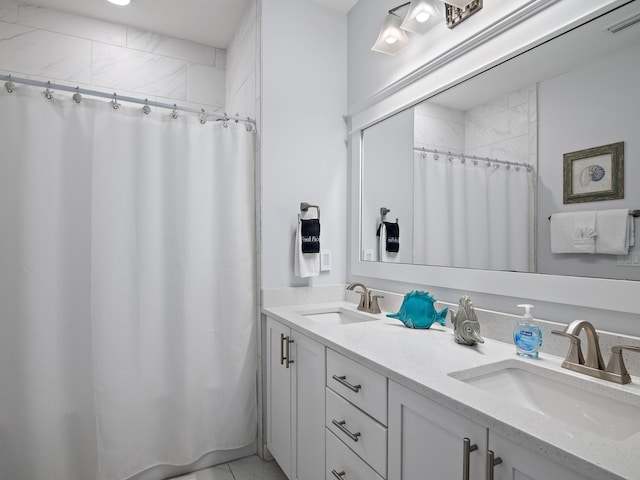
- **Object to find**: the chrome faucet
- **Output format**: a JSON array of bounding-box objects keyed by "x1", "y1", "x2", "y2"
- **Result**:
[
  {"x1": 552, "y1": 320, "x2": 640, "y2": 384},
  {"x1": 346, "y1": 283, "x2": 383, "y2": 314}
]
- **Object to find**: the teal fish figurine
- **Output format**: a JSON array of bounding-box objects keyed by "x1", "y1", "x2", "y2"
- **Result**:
[
  {"x1": 387, "y1": 290, "x2": 448, "y2": 329},
  {"x1": 451, "y1": 295, "x2": 484, "y2": 346}
]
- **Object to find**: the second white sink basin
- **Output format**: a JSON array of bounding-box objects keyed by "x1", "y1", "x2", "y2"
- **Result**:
[
  {"x1": 450, "y1": 360, "x2": 640, "y2": 441},
  {"x1": 297, "y1": 306, "x2": 379, "y2": 326}
]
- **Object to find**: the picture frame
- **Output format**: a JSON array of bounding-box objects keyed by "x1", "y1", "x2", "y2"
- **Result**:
[{"x1": 563, "y1": 141, "x2": 624, "y2": 204}]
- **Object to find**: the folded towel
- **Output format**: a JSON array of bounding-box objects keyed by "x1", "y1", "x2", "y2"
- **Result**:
[
  {"x1": 300, "y1": 218, "x2": 320, "y2": 253},
  {"x1": 550, "y1": 212, "x2": 578, "y2": 253},
  {"x1": 294, "y1": 216, "x2": 320, "y2": 277},
  {"x1": 595, "y1": 209, "x2": 631, "y2": 255},
  {"x1": 572, "y1": 211, "x2": 596, "y2": 253},
  {"x1": 377, "y1": 222, "x2": 400, "y2": 262}
]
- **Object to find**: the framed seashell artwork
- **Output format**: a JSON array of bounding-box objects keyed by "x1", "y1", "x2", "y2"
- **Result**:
[{"x1": 563, "y1": 141, "x2": 624, "y2": 204}]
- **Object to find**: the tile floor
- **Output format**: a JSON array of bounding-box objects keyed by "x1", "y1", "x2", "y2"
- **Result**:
[{"x1": 170, "y1": 455, "x2": 287, "y2": 480}]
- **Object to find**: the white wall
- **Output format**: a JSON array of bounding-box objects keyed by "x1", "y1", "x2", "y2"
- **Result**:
[
  {"x1": 260, "y1": 0, "x2": 348, "y2": 289},
  {"x1": 0, "y1": 0, "x2": 226, "y2": 111}
]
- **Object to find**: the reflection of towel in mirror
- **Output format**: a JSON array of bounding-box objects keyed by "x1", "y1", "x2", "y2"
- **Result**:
[
  {"x1": 295, "y1": 217, "x2": 320, "y2": 277},
  {"x1": 595, "y1": 209, "x2": 633, "y2": 254},
  {"x1": 551, "y1": 209, "x2": 634, "y2": 255},
  {"x1": 377, "y1": 221, "x2": 399, "y2": 262},
  {"x1": 572, "y1": 211, "x2": 596, "y2": 253}
]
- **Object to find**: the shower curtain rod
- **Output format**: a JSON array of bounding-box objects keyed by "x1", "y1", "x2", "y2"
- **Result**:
[
  {"x1": 1, "y1": 74, "x2": 256, "y2": 127},
  {"x1": 415, "y1": 147, "x2": 533, "y2": 171}
]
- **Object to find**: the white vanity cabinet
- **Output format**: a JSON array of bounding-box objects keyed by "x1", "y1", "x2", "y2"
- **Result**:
[
  {"x1": 265, "y1": 316, "x2": 326, "y2": 480},
  {"x1": 388, "y1": 380, "x2": 487, "y2": 480},
  {"x1": 389, "y1": 380, "x2": 589, "y2": 480},
  {"x1": 325, "y1": 349, "x2": 388, "y2": 479},
  {"x1": 487, "y1": 431, "x2": 586, "y2": 480}
]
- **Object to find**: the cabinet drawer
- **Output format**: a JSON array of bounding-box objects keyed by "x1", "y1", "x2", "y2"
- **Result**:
[
  {"x1": 326, "y1": 349, "x2": 387, "y2": 424},
  {"x1": 326, "y1": 429, "x2": 384, "y2": 480},
  {"x1": 326, "y1": 388, "x2": 387, "y2": 477}
]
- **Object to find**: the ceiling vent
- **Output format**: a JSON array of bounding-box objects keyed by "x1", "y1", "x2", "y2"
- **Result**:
[{"x1": 606, "y1": 12, "x2": 640, "y2": 34}]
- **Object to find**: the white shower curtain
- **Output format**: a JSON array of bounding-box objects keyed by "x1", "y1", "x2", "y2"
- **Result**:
[
  {"x1": 0, "y1": 87, "x2": 256, "y2": 480},
  {"x1": 413, "y1": 153, "x2": 532, "y2": 271}
]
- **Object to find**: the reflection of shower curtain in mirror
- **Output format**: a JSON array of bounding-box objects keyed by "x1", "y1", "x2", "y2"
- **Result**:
[{"x1": 413, "y1": 153, "x2": 532, "y2": 271}]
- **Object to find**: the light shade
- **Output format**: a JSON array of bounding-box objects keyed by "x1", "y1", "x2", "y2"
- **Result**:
[
  {"x1": 108, "y1": 0, "x2": 131, "y2": 5},
  {"x1": 400, "y1": 0, "x2": 442, "y2": 34},
  {"x1": 444, "y1": 0, "x2": 471, "y2": 8},
  {"x1": 371, "y1": 13, "x2": 411, "y2": 55}
]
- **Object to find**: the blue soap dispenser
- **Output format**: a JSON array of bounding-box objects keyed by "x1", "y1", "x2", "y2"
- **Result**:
[{"x1": 513, "y1": 304, "x2": 542, "y2": 359}]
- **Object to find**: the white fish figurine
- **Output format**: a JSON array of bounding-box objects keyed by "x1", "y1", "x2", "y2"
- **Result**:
[{"x1": 450, "y1": 295, "x2": 484, "y2": 346}]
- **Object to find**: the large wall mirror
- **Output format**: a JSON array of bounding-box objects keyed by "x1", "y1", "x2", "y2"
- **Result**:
[{"x1": 361, "y1": 2, "x2": 640, "y2": 282}]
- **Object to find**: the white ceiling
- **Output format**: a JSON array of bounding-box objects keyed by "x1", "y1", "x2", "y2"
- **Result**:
[{"x1": 24, "y1": 0, "x2": 358, "y2": 48}]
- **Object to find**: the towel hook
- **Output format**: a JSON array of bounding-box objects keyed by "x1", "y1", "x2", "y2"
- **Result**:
[{"x1": 300, "y1": 202, "x2": 320, "y2": 221}]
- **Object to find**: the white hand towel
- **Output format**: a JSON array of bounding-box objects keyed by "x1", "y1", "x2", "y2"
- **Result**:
[
  {"x1": 379, "y1": 223, "x2": 399, "y2": 263},
  {"x1": 572, "y1": 211, "x2": 597, "y2": 253},
  {"x1": 294, "y1": 217, "x2": 320, "y2": 277},
  {"x1": 550, "y1": 212, "x2": 577, "y2": 253},
  {"x1": 595, "y1": 209, "x2": 631, "y2": 255}
]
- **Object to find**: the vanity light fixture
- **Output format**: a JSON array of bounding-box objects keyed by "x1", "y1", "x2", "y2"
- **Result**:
[
  {"x1": 371, "y1": 0, "x2": 482, "y2": 55},
  {"x1": 107, "y1": 0, "x2": 131, "y2": 5}
]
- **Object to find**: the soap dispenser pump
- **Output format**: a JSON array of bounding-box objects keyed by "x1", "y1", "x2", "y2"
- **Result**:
[{"x1": 513, "y1": 304, "x2": 542, "y2": 359}]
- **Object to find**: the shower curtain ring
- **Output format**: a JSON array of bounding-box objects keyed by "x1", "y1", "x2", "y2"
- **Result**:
[
  {"x1": 72, "y1": 86, "x2": 82, "y2": 104},
  {"x1": 171, "y1": 104, "x2": 179, "y2": 119},
  {"x1": 44, "y1": 81, "x2": 53, "y2": 100},
  {"x1": 4, "y1": 80, "x2": 15, "y2": 93},
  {"x1": 433, "y1": 149, "x2": 439, "y2": 161},
  {"x1": 111, "y1": 93, "x2": 120, "y2": 110},
  {"x1": 199, "y1": 109, "x2": 207, "y2": 124},
  {"x1": 245, "y1": 117, "x2": 253, "y2": 131},
  {"x1": 142, "y1": 99, "x2": 151, "y2": 115}
]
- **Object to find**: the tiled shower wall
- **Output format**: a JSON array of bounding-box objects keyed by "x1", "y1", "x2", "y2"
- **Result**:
[
  {"x1": 413, "y1": 85, "x2": 536, "y2": 166},
  {"x1": 0, "y1": 0, "x2": 226, "y2": 111}
]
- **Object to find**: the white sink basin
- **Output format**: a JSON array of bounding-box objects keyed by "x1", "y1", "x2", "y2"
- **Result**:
[
  {"x1": 297, "y1": 307, "x2": 379, "y2": 326},
  {"x1": 450, "y1": 360, "x2": 640, "y2": 441}
]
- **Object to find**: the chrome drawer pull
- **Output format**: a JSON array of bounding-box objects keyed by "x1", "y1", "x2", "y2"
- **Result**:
[
  {"x1": 331, "y1": 470, "x2": 346, "y2": 479},
  {"x1": 486, "y1": 450, "x2": 502, "y2": 480},
  {"x1": 332, "y1": 419, "x2": 361, "y2": 442},
  {"x1": 462, "y1": 437, "x2": 478, "y2": 480},
  {"x1": 332, "y1": 374, "x2": 362, "y2": 393}
]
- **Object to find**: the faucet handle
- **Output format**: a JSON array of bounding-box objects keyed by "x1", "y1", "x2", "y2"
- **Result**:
[
  {"x1": 552, "y1": 330, "x2": 585, "y2": 365},
  {"x1": 370, "y1": 295, "x2": 383, "y2": 314},
  {"x1": 606, "y1": 345, "x2": 640, "y2": 384}
]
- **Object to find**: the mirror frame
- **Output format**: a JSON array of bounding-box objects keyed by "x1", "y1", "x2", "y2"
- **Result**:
[{"x1": 349, "y1": 0, "x2": 640, "y2": 315}]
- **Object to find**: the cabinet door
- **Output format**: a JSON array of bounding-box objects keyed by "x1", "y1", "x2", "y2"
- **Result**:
[
  {"x1": 266, "y1": 317, "x2": 292, "y2": 478},
  {"x1": 488, "y1": 431, "x2": 587, "y2": 480},
  {"x1": 292, "y1": 331, "x2": 326, "y2": 480},
  {"x1": 389, "y1": 380, "x2": 487, "y2": 480}
]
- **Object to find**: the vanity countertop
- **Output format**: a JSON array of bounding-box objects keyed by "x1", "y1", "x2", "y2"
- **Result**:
[{"x1": 263, "y1": 301, "x2": 640, "y2": 480}]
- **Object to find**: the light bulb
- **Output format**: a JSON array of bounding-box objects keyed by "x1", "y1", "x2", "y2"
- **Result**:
[
  {"x1": 385, "y1": 37, "x2": 398, "y2": 45},
  {"x1": 415, "y1": 11, "x2": 430, "y2": 23}
]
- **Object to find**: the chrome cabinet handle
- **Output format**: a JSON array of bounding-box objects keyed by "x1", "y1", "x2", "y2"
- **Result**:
[
  {"x1": 280, "y1": 333, "x2": 286, "y2": 365},
  {"x1": 331, "y1": 470, "x2": 346, "y2": 479},
  {"x1": 332, "y1": 374, "x2": 361, "y2": 393},
  {"x1": 285, "y1": 336, "x2": 294, "y2": 368},
  {"x1": 280, "y1": 334, "x2": 294, "y2": 368},
  {"x1": 462, "y1": 438, "x2": 478, "y2": 480},
  {"x1": 486, "y1": 450, "x2": 502, "y2": 480},
  {"x1": 332, "y1": 419, "x2": 361, "y2": 442}
]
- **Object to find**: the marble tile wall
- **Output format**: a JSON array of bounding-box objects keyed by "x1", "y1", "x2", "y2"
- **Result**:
[
  {"x1": 465, "y1": 85, "x2": 536, "y2": 165},
  {"x1": 0, "y1": 0, "x2": 227, "y2": 112},
  {"x1": 414, "y1": 86, "x2": 537, "y2": 167}
]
